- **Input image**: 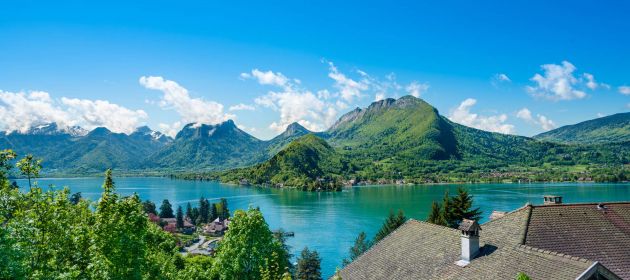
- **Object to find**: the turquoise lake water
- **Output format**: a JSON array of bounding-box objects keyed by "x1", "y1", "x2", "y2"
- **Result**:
[{"x1": 17, "y1": 177, "x2": 630, "y2": 278}]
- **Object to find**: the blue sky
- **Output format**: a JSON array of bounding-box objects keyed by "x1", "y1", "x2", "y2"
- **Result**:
[{"x1": 1, "y1": 1, "x2": 629, "y2": 139}]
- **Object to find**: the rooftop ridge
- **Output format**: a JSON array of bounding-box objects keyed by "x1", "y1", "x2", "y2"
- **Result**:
[
  {"x1": 516, "y1": 244, "x2": 592, "y2": 264},
  {"x1": 531, "y1": 201, "x2": 630, "y2": 208},
  {"x1": 480, "y1": 203, "x2": 532, "y2": 226}
]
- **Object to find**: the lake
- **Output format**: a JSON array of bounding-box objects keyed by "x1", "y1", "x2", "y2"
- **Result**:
[{"x1": 17, "y1": 177, "x2": 630, "y2": 278}]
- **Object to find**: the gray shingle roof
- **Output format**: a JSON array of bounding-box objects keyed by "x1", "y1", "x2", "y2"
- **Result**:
[{"x1": 339, "y1": 203, "x2": 628, "y2": 280}]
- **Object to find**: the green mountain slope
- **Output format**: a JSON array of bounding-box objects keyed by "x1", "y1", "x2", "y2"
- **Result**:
[
  {"x1": 265, "y1": 122, "x2": 312, "y2": 157},
  {"x1": 324, "y1": 96, "x2": 458, "y2": 161},
  {"x1": 534, "y1": 112, "x2": 630, "y2": 144},
  {"x1": 220, "y1": 134, "x2": 350, "y2": 190},
  {"x1": 0, "y1": 125, "x2": 171, "y2": 174},
  {"x1": 146, "y1": 120, "x2": 266, "y2": 171}
]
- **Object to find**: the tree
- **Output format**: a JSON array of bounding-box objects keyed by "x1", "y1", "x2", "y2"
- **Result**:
[
  {"x1": 176, "y1": 206, "x2": 184, "y2": 229},
  {"x1": 0, "y1": 150, "x2": 16, "y2": 188},
  {"x1": 451, "y1": 187, "x2": 482, "y2": 223},
  {"x1": 199, "y1": 197, "x2": 209, "y2": 223},
  {"x1": 190, "y1": 207, "x2": 200, "y2": 225},
  {"x1": 69, "y1": 192, "x2": 82, "y2": 205},
  {"x1": 160, "y1": 199, "x2": 174, "y2": 218},
  {"x1": 426, "y1": 201, "x2": 447, "y2": 226},
  {"x1": 373, "y1": 209, "x2": 406, "y2": 244},
  {"x1": 441, "y1": 190, "x2": 456, "y2": 228},
  {"x1": 186, "y1": 202, "x2": 193, "y2": 219},
  {"x1": 296, "y1": 247, "x2": 322, "y2": 280},
  {"x1": 90, "y1": 170, "x2": 148, "y2": 279},
  {"x1": 143, "y1": 200, "x2": 157, "y2": 215},
  {"x1": 343, "y1": 231, "x2": 370, "y2": 266},
  {"x1": 217, "y1": 198, "x2": 230, "y2": 220},
  {"x1": 212, "y1": 208, "x2": 288, "y2": 280},
  {"x1": 16, "y1": 154, "x2": 42, "y2": 190},
  {"x1": 209, "y1": 203, "x2": 218, "y2": 221}
]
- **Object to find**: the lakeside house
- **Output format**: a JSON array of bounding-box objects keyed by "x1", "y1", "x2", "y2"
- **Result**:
[
  {"x1": 203, "y1": 217, "x2": 230, "y2": 235},
  {"x1": 150, "y1": 216, "x2": 196, "y2": 234},
  {"x1": 339, "y1": 196, "x2": 630, "y2": 280}
]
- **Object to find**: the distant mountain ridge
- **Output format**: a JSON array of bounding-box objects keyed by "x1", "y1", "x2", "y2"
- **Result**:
[
  {"x1": 1, "y1": 96, "x2": 629, "y2": 177},
  {"x1": 534, "y1": 112, "x2": 630, "y2": 144}
]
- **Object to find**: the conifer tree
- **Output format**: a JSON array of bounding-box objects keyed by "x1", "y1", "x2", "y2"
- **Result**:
[
  {"x1": 343, "y1": 231, "x2": 370, "y2": 266},
  {"x1": 451, "y1": 187, "x2": 482, "y2": 222},
  {"x1": 159, "y1": 199, "x2": 174, "y2": 218},
  {"x1": 426, "y1": 201, "x2": 447, "y2": 226},
  {"x1": 176, "y1": 206, "x2": 184, "y2": 229},
  {"x1": 373, "y1": 209, "x2": 406, "y2": 243},
  {"x1": 296, "y1": 247, "x2": 322, "y2": 280}
]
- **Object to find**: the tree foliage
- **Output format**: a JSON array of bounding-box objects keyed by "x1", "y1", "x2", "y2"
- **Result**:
[
  {"x1": 296, "y1": 247, "x2": 322, "y2": 280},
  {"x1": 427, "y1": 188, "x2": 482, "y2": 228},
  {"x1": 373, "y1": 209, "x2": 406, "y2": 244},
  {"x1": 212, "y1": 208, "x2": 288, "y2": 280}
]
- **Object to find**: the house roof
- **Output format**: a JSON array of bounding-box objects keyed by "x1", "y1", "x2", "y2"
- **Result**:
[
  {"x1": 524, "y1": 202, "x2": 630, "y2": 279},
  {"x1": 338, "y1": 202, "x2": 629, "y2": 280}
]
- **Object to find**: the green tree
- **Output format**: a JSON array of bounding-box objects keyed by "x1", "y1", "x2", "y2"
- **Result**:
[
  {"x1": 199, "y1": 197, "x2": 209, "y2": 223},
  {"x1": 426, "y1": 201, "x2": 447, "y2": 226},
  {"x1": 440, "y1": 190, "x2": 456, "y2": 228},
  {"x1": 176, "y1": 206, "x2": 184, "y2": 229},
  {"x1": 143, "y1": 200, "x2": 158, "y2": 215},
  {"x1": 90, "y1": 170, "x2": 148, "y2": 279},
  {"x1": 209, "y1": 203, "x2": 218, "y2": 221},
  {"x1": 217, "y1": 198, "x2": 230, "y2": 220},
  {"x1": 69, "y1": 192, "x2": 82, "y2": 205},
  {"x1": 296, "y1": 247, "x2": 322, "y2": 280},
  {"x1": 516, "y1": 272, "x2": 532, "y2": 280},
  {"x1": 0, "y1": 150, "x2": 16, "y2": 188},
  {"x1": 186, "y1": 202, "x2": 193, "y2": 219},
  {"x1": 451, "y1": 187, "x2": 482, "y2": 223},
  {"x1": 16, "y1": 154, "x2": 42, "y2": 190},
  {"x1": 373, "y1": 209, "x2": 406, "y2": 244},
  {"x1": 212, "y1": 208, "x2": 287, "y2": 280},
  {"x1": 343, "y1": 231, "x2": 370, "y2": 266},
  {"x1": 160, "y1": 199, "x2": 175, "y2": 218}
]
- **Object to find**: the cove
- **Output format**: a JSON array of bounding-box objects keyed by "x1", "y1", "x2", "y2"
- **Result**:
[{"x1": 17, "y1": 177, "x2": 630, "y2": 278}]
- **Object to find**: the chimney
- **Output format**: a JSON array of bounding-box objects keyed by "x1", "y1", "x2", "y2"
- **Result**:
[
  {"x1": 456, "y1": 219, "x2": 481, "y2": 266},
  {"x1": 543, "y1": 195, "x2": 562, "y2": 205}
]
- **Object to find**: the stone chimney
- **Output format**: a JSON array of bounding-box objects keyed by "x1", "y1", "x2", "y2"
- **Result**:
[
  {"x1": 543, "y1": 195, "x2": 562, "y2": 205},
  {"x1": 456, "y1": 219, "x2": 481, "y2": 266}
]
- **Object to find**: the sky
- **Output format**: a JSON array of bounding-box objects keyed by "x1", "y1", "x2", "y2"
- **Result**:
[{"x1": 1, "y1": 1, "x2": 629, "y2": 139}]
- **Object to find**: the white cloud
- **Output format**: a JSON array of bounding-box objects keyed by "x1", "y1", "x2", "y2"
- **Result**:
[
  {"x1": 229, "y1": 103, "x2": 255, "y2": 111},
  {"x1": 327, "y1": 62, "x2": 369, "y2": 102},
  {"x1": 495, "y1": 73, "x2": 511, "y2": 82},
  {"x1": 526, "y1": 61, "x2": 590, "y2": 101},
  {"x1": 448, "y1": 98, "x2": 515, "y2": 134},
  {"x1": 61, "y1": 98, "x2": 148, "y2": 134},
  {"x1": 139, "y1": 76, "x2": 233, "y2": 136},
  {"x1": 0, "y1": 90, "x2": 147, "y2": 134},
  {"x1": 405, "y1": 81, "x2": 430, "y2": 98},
  {"x1": 516, "y1": 107, "x2": 556, "y2": 131},
  {"x1": 516, "y1": 108, "x2": 533, "y2": 121},
  {"x1": 255, "y1": 90, "x2": 337, "y2": 133},
  {"x1": 241, "y1": 69, "x2": 289, "y2": 88},
  {"x1": 619, "y1": 86, "x2": 630, "y2": 95}
]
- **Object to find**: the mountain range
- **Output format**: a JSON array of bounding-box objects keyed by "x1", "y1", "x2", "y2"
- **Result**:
[{"x1": 1, "y1": 96, "x2": 629, "y2": 180}]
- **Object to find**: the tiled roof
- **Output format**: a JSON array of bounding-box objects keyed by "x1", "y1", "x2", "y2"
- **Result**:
[
  {"x1": 338, "y1": 202, "x2": 628, "y2": 280},
  {"x1": 524, "y1": 202, "x2": 630, "y2": 279}
]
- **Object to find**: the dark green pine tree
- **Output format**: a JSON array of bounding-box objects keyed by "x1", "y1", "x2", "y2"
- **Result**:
[
  {"x1": 296, "y1": 247, "x2": 322, "y2": 280},
  {"x1": 199, "y1": 197, "x2": 209, "y2": 223},
  {"x1": 190, "y1": 207, "x2": 200, "y2": 225},
  {"x1": 142, "y1": 200, "x2": 157, "y2": 215},
  {"x1": 159, "y1": 199, "x2": 174, "y2": 218},
  {"x1": 176, "y1": 206, "x2": 184, "y2": 229},
  {"x1": 441, "y1": 190, "x2": 457, "y2": 228},
  {"x1": 426, "y1": 201, "x2": 447, "y2": 226},
  {"x1": 185, "y1": 202, "x2": 193, "y2": 219},
  {"x1": 209, "y1": 203, "x2": 218, "y2": 221},
  {"x1": 343, "y1": 231, "x2": 370, "y2": 266},
  {"x1": 373, "y1": 209, "x2": 407, "y2": 244},
  {"x1": 218, "y1": 198, "x2": 230, "y2": 220},
  {"x1": 451, "y1": 187, "x2": 482, "y2": 223}
]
